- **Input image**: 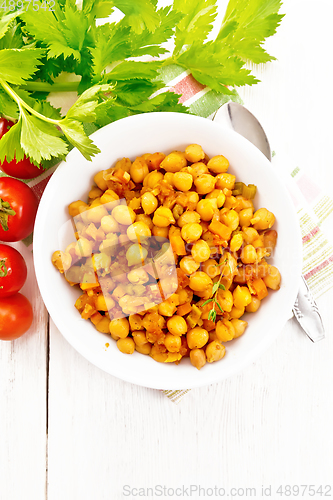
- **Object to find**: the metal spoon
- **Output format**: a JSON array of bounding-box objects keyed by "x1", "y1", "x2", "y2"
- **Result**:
[{"x1": 213, "y1": 102, "x2": 325, "y2": 342}]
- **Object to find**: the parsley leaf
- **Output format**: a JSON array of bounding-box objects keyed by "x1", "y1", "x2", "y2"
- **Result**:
[
  {"x1": 59, "y1": 119, "x2": 100, "y2": 160},
  {"x1": 114, "y1": 0, "x2": 160, "y2": 34},
  {"x1": 90, "y1": 24, "x2": 132, "y2": 78},
  {"x1": 106, "y1": 61, "x2": 163, "y2": 81},
  {"x1": 0, "y1": 118, "x2": 24, "y2": 163},
  {"x1": 176, "y1": 41, "x2": 258, "y2": 92},
  {"x1": 20, "y1": 110, "x2": 68, "y2": 164},
  {"x1": 218, "y1": 0, "x2": 284, "y2": 64},
  {"x1": 21, "y1": 2, "x2": 87, "y2": 61},
  {"x1": 0, "y1": 48, "x2": 44, "y2": 85},
  {"x1": 173, "y1": 0, "x2": 218, "y2": 55},
  {"x1": 0, "y1": 11, "x2": 19, "y2": 41}
]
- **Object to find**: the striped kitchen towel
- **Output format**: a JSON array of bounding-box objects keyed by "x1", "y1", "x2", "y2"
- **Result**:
[{"x1": 21, "y1": 67, "x2": 333, "y2": 404}]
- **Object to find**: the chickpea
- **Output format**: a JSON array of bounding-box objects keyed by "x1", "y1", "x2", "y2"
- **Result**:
[
  {"x1": 95, "y1": 294, "x2": 115, "y2": 312},
  {"x1": 167, "y1": 316, "x2": 187, "y2": 336},
  {"x1": 241, "y1": 244, "x2": 257, "y2": 264},
  {"x1": 201, "y1": 259, "x2": 220, "y2": 279},
  {"x1": 100, "y1": 189, "x2": 119, "y2": 205},
  {"x1": 185, "y1": 144, "x2": 205, "y2": 163},
  {"x1": 191, "y1": 239, "x2": 211, "y2": 263},
  {"x1": 100, "y1": 215, "x2": 119, "y2": 233},
  {"x1": 130, "y1": 157, "x2": 149, "y2": 183},
  {"x1": 181, "y1": 223, "x2": 203, "y2": 243},
  {"x1": 160, "y1": 152, "x2": 187, "y2": 172},
  {"x1": 99, "y1": 234, "x2": 118, "y2": 255},
  {"x1": 109, "y1": 317, "x2": 130, "y2": 339},
  {"x1": 233, "y1": 285, "x2": 252, "y2": 309},
  {"x1": 86, "y1": 204, "x2": 108, "y2": 224},
  {"x1": 215, "y1": 173, "x2": 236, "y2": 190},
  {"x1": 117, "y1": 337, "x2": 135, "y2": 354},
  {"x1": 173, "y1": 172, "x2": 193, "y2": 192},
  {"x1": 190, "y1": 348, "x2": 206, "y2": 370},
  {"x1": 177, "y1": 210, "x2": 201, "y2": 227},
  {"x1": 132, "y1": 330, "x2": 148, "y2": 346},
  {"x1": 143, "y1": 170, "x2": 164, "y2": 188},
  {"x1": 246, "y1": 296, "x2": 261, "y2": 313},
  {"x1": 126, "y1": 244, "x2": 148, "y2": 266},
  {"x1": 220, "y1": 209, "x2": 239, "y2": 231},
  {"x1": 239, "y1": 208, "x2": 253, "y2": 227},
  {"x1": 176, "y1": 287, "x2": 193, "y2": 305},
  {"x1": 251, "y1": 208, "x2": 275, "y2": 230},
  {"x1": 92, "y1": 252, "x2": 111, "y2": 272},
  {"x1": 207, "y1": 155, "x2": 229, "y2": 174},
  {"x1": 196, "y1": 199, "x2": 217, "y2": 221},
  {"x1": 89, "y1": 186, "x2": 103, "y2": 200},
  {"x1": 242, "y1": 227, "x2": 259, "y2": 244},
  {"x1": 158, "y1": 295, "x2": 179, "y2": 316},
  {"x1": 75, "y1": 237, "x2": 93, "y2": 257},
  {"x1": 51, "y1": 251, "x2": 72, "y2": 273},
  {"x1": 231, "y1": 319, "x2": 248, "y2": 338},
  {"x1": 164, "y1": 172, "x2": 174, "y2": 186},
  {"x1": 94, "y1": 170, "x2": 108, "y2": 191},
  {"x1": 206, "y1": 189, "x2": 226, "y2": 208},
  {"x1": 189, "y1": 272, "x2": 213, "y2": 292},
  {"x1": 95, "y1": 317, "x2": 111, "y2": 334},
  {"x1": 187, "y1": 327, "x2": 209, "y2": 349},
  {"x1": 216, "y1": 321, "x2": 234, "y2": 342},
  {"x1": 179, "y1": 255, "x2": 200, "y2": 275},
  {"x1": 190, "y1": 162, "x2": 208, "y2": 178},
  {"x1": 127, "y1": 268, "x2": 149, "y2": 285},
  {"x1": 164, "y1": 333, "x2": 181, "y2": 352},
  {"x1": 230, "y1": 233, "x2": 243, "y2": 253},
  {"x1": 263, "y1": 265, "x2": 281, "y2": 290},
  {"x1": 141, "y1": 192, "x2": 158, "y2": 215},
  {"x1": 127, "y1": 221, "x2": 151, "y2": 242},
  {"x1": 68, "y1": 200, "x2": 88, "y2": 217},
  {"x1": 152, "y1": 225, "x2": 169, "y2": 238},
  {"x1": 194, "y1": 174, "x2": 216, "y2": 194},
  {"x1": 135, "y1": 343, "x2": 151, "y2": 355},
  {"x1": 152, "y1": 207, "x2": 175, "y2": 227},
  {"x1": 135, "y1": 214, "x2": 153, "y2": 231},
  {"x1": 216, "y1": 289, "x2": 233, "y2": 312},
  {"x1": 206, "y1": 340, "x2": 226, "y2": 363},
  {"x1": 129, "y1": 314, "x2": 143, "y2": 330},
  {"x1": 229, "y1": 305, "x2": 245, "y2": 319},
  {"x1": 112, "y1": 205, "x2": 136, "y2": 225}
]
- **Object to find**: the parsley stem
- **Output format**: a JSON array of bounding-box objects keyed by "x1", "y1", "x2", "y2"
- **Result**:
[
  {"x1": 21, "y1": 81, "x2": 80, "y2": 93},
  {"x1": 0, "y1": 79, "x2": 60, "y2": 125}
]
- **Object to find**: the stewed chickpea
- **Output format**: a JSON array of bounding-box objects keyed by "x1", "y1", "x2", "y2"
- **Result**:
[{"x1": 54, "y1": 142, "x2": 281, "y2": 370}]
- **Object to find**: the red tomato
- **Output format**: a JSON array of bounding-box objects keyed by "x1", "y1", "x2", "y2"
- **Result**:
[
  {"x1": 0, "y1": 293, "x2": 33, "y2": 340},
  {"x1": 0, "y1": 118, "x2": 45, "y2": 179},
  {"x1": 0, "y1": 244, "x2": 27, "y2": 297},
  {"x1": 0, "y1": 177, "x2": 38, "y2": 242}
]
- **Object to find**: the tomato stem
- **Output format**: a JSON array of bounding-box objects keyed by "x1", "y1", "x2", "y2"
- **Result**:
[
  {"x1": 0, "y1": 259, "x2": 8, "y2": 277},
  {"x1": 0, "y1": 197, "x2": 16, "y2": 232}
]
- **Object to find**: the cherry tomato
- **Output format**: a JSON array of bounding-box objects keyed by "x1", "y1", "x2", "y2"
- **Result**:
[
  {"x1": 0, "y1": 244, "x2": 27, "y2": 297},
  {"x1": 0, "y1": 118, "x2": 45, "y2": 179},
  {"x1": 0, "y1": 293, "x2": 33, "y2": 340},
  {"x1": 0, "y1": 177, "x2": 38, "y2": 242}
]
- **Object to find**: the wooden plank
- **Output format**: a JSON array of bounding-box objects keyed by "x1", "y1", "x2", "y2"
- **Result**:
[{"x1": 0, "y1": 243, "x2": 48, "y2": 500}]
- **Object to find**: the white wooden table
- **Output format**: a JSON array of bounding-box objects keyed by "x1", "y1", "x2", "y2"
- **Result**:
[{"x1": 1, "y1": 1, "x2": 333, "y2": 499}]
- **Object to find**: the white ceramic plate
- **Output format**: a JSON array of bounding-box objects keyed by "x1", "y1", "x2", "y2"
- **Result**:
[{"x1": 33, "y1": 112, "x2": 302, "y2": 390}]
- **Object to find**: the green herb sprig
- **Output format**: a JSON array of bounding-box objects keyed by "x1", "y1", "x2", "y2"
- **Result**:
[
  {"x1": 0, "y1": 0, "x2": 284, "y2": 168},
  {"x1": 201, "y1": 276, "x2": 226, "y2": 323}
]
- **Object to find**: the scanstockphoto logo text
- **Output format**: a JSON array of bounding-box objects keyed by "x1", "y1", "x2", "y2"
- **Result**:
[{"x1": 122, "y1": 485, "x2": 258, "y2": 498}]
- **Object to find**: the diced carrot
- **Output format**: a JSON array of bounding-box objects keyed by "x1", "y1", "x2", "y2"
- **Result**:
[
  {"x1": 90, "y1": 311, "x2": 103, "y2": 326},
  {"x1": 208, "y1": 220, "x2": 232, "y2": 240},
  {"x1": 203, "y1": 319, "x2": 216, "y2": 332},
  {"x1": 80, "y1": 281, "x2": 99, "y2": 290},
  {"x1": 176, "y1": 302, "x2": 192, "y2": 316},
  {"x1": 81, "y1": 303, "x2": 96, "y2": 320},
  {"x1": 249, "y1": 278, "x2": 268, "y2": 300},
  {"x1": 169, "y1": 226, "x2": 186, "y2": 256}
]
